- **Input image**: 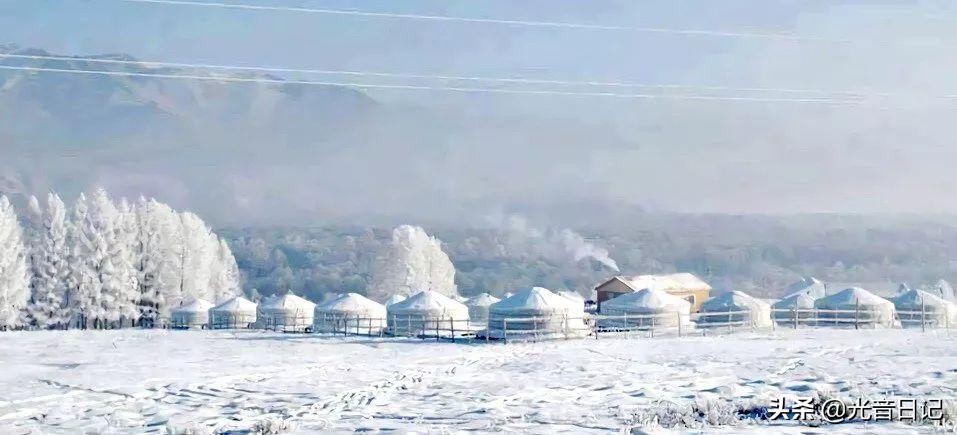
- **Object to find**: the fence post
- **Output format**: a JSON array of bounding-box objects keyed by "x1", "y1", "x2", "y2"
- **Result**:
[
  {"x1": 503, "y1": 319, "x2": 508, "y2": 344},
  {"x1": 793, "y1": 305, "x2": 798, "y2": 330},
  {"x1": 677, "y1": 311, "x2": 682, "y2": 337},
  {"x1": 855, "y1": 300, "x2": 860, "y2": 330},
  {"x1": 920, "y1": 295, "x2": 926, "y2": 333},
  {"x1": 650, "y1": 313, "x2": 655, "y2": 338},
  {"x1": 435, "y1": 317, "x2": 440, "y2": 342},
  {"x1": 729, "y1": 306, "x2": 734, "y2": 333},
  {"x1": 450, "y1": 317, "x2": 455, "y2": 343}
]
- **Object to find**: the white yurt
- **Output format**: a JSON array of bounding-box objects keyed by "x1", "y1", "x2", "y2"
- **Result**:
[
  {"x1": 891, "y1": 289, "x2": 957, "y2": 328},
  {"x1": 383, "y1": 294, "x2": 407, "y2": 307},
  {"x1": 697, "y1": 291, "x2": 773, "y2": 328},
  {"x1": 813, "y1": 287, "x2": 897, "y2": 328},
  {"x1": 465, "y1": 293, "x2": 501, "y2": 322},
  {"x1": 387, "y1": 290, "x2": 470, "y2": 337},
  {"x1": 315, "y1": 293, "x2": 388, "y2": 334},
  {"x1": 771, "y1": 292, "x2": 817, "y2": 324},
  {"x1": 170, "y1": 299, "x2": 215, "y2": 329},
  {"x1": 260, "y1": 293, "x2": 317, "y2": 332},
  {"x1": 209, "y1": 296, "x2": 258, "y2": 329},
  {"x1": 486, "y1": 287, "x2": 589, "y2": 339},
  {"x1": 601, "y1": 288, "x2": 692, "y2": 329}
]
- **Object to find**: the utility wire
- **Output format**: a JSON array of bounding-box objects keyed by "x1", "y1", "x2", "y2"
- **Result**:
[
  {"x1": 111, "y1": 0, "x2": 845, "y2": 43},
  {"x1": 0, "y1": 53, "x2": 883, "y2": 98},
  {"x1": 0, "y1": 64, "x2": 866, "y2": 103}
]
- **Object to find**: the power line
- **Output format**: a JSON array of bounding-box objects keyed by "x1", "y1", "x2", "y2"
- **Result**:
[
  {"x1": 0, "y1": 64, "x2": 865, "y2": 104},
  {"x1": 112, "y1": 0, "x2": 844, "y2": 43},
  {"x1": 0, "y1": 53, "x2": 882, "y2": 97}
]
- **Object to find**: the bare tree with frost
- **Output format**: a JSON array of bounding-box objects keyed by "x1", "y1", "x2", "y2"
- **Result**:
[{"x1": 367, "y1": 225, "x2": 458, "y2": 302}]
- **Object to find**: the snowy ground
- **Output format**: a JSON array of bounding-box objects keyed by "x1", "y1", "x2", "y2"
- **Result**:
[{"x1": 0, "y1": 328, "x2": 954, "y2": 434}]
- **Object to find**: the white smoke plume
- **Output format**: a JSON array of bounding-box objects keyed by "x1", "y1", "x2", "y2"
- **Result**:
[{"x1": 486, "y1": 214, "x2": 619, "y2": 272}]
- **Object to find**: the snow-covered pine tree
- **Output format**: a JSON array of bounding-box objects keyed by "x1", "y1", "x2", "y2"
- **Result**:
[
  {"x1": 207, "y1": 238, "x2": 241, "y2": 303},
  {"x1": 66, "y1": 192, "x2": 96, "y2": 328},
  {"x1": 24, "y1": 194, "x2": 71, "y2": 328},
  {"x1": 367, "y1": 225, "x2": 458, "y2": 302},
  {"x1": 177, "y1": 212, "x2": 215, "y2": 303},
  {"x1": 0, "y1": 195, "x2": 29, "y2": 329},
  {"x1": 111, "y1": 198, "x2": 140, "y2": 327}
]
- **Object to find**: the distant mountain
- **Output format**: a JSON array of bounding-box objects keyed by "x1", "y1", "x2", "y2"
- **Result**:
[{"x1": 0, "y1": 46, "x2": 379, "y2": 201}]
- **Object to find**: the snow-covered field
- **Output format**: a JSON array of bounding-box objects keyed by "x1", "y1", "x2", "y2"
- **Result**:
[{"x1": 0, "y1": 329, "x2": 954, "y2": 434}]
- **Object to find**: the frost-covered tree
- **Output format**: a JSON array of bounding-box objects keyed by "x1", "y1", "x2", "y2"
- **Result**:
[
  {"x1": 109, "y1": 197, "x2": 140, "y2": 326},
  {"x1": 67, "y1": 190, "x2": 138, "y2": 328},
  {"x1": 133, "y1": 197, "x2": 182, "y2": 325},
  {"x1": 177, "y1": 212, "x2": 216, "y2": 303},
  {"x1": 367, "y1": 225, "x2": 458, "y2": 302},
  {"x1": 208, "y1": 238, "x2": 241, "y2": 303},
  {"x1": 935, "y1": 279, "x2": 955, "y2": 302},
  {"x1": 24, "y1": 194, "x2": 71, "y2": 328},
  {"x1": 0, "y1": 196, "x2": 29, "y2": 328}
]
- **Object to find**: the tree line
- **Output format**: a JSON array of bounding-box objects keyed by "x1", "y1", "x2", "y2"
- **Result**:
[{"x1": 0, "y1": 189, "x2": 241, "y2": 330}]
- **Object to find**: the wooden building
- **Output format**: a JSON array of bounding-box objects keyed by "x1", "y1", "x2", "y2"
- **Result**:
[{"x1": 594, "y1": 273, "x2": 712, "y2": 312}]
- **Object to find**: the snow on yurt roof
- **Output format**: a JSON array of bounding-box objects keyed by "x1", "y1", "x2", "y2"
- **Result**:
[
  {"x1": 603, "y1": 287, "x2": 691, "y2": 312},
  {"x1": 814, "y1": 287, "x2": 893, "y2": 308},
  {"x1": 173, "y1": 298, "x2": 215, "y2": 313},
  {"x1": 384, "y1": 294, "x2": 407, "y2": 307},
  {"x1": 387, "y1": 290, "x2": 468, "y2": 316},
  {"x1": 700, "y1": 291, "x2": 769, "y2": 312},
  {"x1": 490, "y1": 287, "x2": 581, "y2": 314},
  {"x1": 619, "y1": 273, "x2": 712, "y2": 292},
  {"x1": 891, "y1": 289, "x2": 951, "y2": 309},
  {"x1": 558, "y1": 291, "x2": 585, "y2": 303},
  {"x1": 772, "y1": 292, "x2": 816, "y2": 309},
  {"x1": 466, "y1": 293, "x2": 500, "y2": 307},
  {"x1": 263, "y1": 293, "x2": 316, "y2": 312},
  {"x1": 317, "y1": 293, "x2": 385, "y2": 314},
  {"x1": 783, "y1": 277, "x2": 826, "y2": 299},
  {"x1": 211, "y1": 296, "x2": 257, "y2": 313}
]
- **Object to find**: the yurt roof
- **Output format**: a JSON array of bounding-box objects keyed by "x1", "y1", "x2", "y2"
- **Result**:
[
  {"x1": 466, "y1": 293, "x2": 500, "y2": 307},
  {"x1": 617, "y1": 273, "x2": 712, "y2": 292},
  {"x1": 211, "y1": 296, "x2": 257, "y2": 312},
  {"x1": 815, "y1": 287, "x2": 892, "y2": 308},
  {"x1": 772, "y1": 292, "x2": 816, "y2": 309},
  {"x1": 783, "y1": 277, "x2": 826, "y2": 299},
  {"x1": 318, "y1": 293, "x2": 385, "y2": 313},
  {"x1": 603, "y1": 287, "x2": 691, "y2": 311},
  {"x1": 387, "y1": 290, "x2": 467, "y2": 315},
  {"x1": 891, "y1": 289, "x2": 950, "y2": 308},
  {"x1": 558, "y1": 291, "x2": 585, "y2": 303},
  {"x1": 173, "y1": 298, "x2": 215, "y2": 313},
  {"x1": 490, "y1": 287, "x2": 580, "y2": 313},
  {"x1": 384, "y1": 294, "x2": 408, "y2": 307},
  {"x1": 263, "y1": 293, "x2": 317, "y2": 311},
  {"x1": 700, "y1": 290, "x2": 768, "y2": 312}
]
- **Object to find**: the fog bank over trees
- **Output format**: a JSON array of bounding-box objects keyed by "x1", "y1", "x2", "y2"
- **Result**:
[{"x1": 225, "y1": 211, "x2": 957, "y2": 302}]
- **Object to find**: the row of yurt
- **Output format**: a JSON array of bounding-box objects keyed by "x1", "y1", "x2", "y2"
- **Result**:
[
  {"x1": 486, "y1": 287, "x2": 589, "y2": 339},
  {"x1": 387, "y1": 290, "x2": 470, "y2": 337},
  {"x1": 170, "y1": 296, "x2": 258, "y2": 329},
  {"x1": 315, "y1": 293, "x2": 387, "y2": 334},
  {"x1": 601, "y1": 288, "x2": 693, "y2": 329},
  {"x1": 697, "y1": 291, "x2": 774, "y2": 328}
]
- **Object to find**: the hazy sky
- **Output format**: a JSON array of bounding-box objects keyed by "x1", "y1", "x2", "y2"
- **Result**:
[{"x1": 2, "y1": 0, "x2": 957, "y2": 226}]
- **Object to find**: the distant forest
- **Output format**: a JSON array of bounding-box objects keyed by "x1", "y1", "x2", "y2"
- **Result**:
[{"x1": 222, "y1": 213, "x2": 957, "y2": 302}]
